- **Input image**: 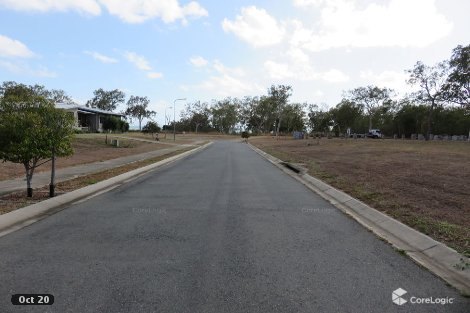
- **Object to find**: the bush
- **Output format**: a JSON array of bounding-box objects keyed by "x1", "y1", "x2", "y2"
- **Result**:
[
  {"x1": 102, "y1": 116, "x2": 129, "y2": 133},
  {"x1": 142, "y1": 121, "x2": 161, "y2": 139}
]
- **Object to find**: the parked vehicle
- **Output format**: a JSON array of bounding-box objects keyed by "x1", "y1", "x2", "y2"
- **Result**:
[{"x1": 367, "y1": 129, "x2": 383, "y2": 138}]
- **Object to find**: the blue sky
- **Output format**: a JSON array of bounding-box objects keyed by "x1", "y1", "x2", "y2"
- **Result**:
[{"x1": 0, "y1": 0, "x2": 469, "y2": 127}]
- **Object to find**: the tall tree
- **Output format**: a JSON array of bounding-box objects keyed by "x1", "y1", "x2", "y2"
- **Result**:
[
  {"x1": 267, "y1": 85, "x2": 292, "y2": 137},
  {"x1": 329, "y1": 100, "x2": 364, "y2": 135},
  {"x1": 406, "y1": 61, "x2": 449, "y2": 140},
  {"x1": 444, "y1": 44, "x2": 469, "y2": 108},
  {"x1": 344, "y1": 85, "x2": 393, "y2": 130},
  {"x1": 279, "y1": 103, "x2": 306, "y2": 133},
  {"x1": 43, "y1": 107, "x2": 75, "y2": 197},
  {"x1": 0, "y1": 88, "x2": 74, "y2": 197},
  {"x1": 48, "y1": 89, "x2": 75, "y2": 104},
  {"x1": 125, "y1": 96, "x2": 156, "y2": 130},
  {"x1": 211, "y1": 98, "x2": 240, "y2": 134},
  {"x1": 182, "y1": 101, "x2": 211, "y2": 133},
  {"x1": 86, "y1": 88, "x2": 125, "y2": 111}
]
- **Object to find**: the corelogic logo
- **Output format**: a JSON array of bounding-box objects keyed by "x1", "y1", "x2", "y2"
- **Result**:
[
  {"x1": 392, "y1": 288, "x2": 455, "y2": 306},
  {"x1": 392, "y1": 288, "x2": 408, "y2": 305}
]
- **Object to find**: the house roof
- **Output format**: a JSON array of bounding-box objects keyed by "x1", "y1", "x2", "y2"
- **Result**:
[{"x1": 56, "y1": 103, "x2": 125, "y2": 116}]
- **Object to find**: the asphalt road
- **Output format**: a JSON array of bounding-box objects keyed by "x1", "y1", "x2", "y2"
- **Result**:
[{"x1": 0, "y1": 141, "x2": 468, "y2": 312}]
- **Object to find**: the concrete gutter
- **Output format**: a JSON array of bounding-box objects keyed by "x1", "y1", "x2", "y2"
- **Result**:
[
  {"x1": 0, "y1": 142, "x2": 213, "y2": 238},
  {"x1": 249, "y1": 143, "x2": 470, "y2": 295}
]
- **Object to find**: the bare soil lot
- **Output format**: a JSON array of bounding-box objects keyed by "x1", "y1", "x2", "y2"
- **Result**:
[
  {"x1": 251, "y1": 136, "x2": 470, "y2": 256},
  {"x1": 123, "y1": 131, "x2": 240, "y2": 144},
  {"x1": 0, "y1": 134, "x2": 173, "y2": 181}
]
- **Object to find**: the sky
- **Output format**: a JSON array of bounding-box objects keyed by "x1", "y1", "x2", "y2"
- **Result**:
[{"x1": 0, "y1": 0, "x2": 468, "y2": 127}]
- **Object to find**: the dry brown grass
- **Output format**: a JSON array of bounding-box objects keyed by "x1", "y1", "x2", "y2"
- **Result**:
[
  {"x1": 0, "y1": 134, "x2": 173, "y2": 181},
  {"x1": 251, "y1": 136, "x2": 470, "y2": 256}
]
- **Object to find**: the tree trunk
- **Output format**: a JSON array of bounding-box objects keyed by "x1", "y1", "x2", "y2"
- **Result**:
[
  {"x1": 24, "y1": 162, "x2": 35, "y2": 197},
  {"x1": 139, "y1": 118, "x2": 142, "y2": 131},
  {"x1": 369, "y1": 115, "x2": 372, "y2": 131},
  {"x1": 50, "y1": 150, "x2": 56, "y2": 197},
  {"x1": 276, "y1": 117, "x2": 282, "y2": 139},
  {"x1": 426, "y1": 100, "x2": 435, "y2": 141}
]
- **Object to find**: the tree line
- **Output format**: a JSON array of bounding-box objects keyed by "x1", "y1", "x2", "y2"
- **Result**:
[{"x1": 175, "y1": 44, "x2": 468, "y2": 139}]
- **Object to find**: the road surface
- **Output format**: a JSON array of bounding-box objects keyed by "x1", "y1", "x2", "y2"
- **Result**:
[{"x1": 0, "y1": 141, "x2": 468, "y2": 312}]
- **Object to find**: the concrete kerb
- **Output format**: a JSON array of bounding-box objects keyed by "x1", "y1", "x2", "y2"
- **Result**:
[
  {"x1": 0, "y1": 142, "x2": 213, "y2": 238},
  {"x1": 248, "y1": 143, "x2": 470, "y2": 295}
]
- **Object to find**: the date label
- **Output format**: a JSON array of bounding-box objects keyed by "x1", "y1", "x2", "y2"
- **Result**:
[{"x1": 11, "y1": 294, "x2": 54, "y2": 305}]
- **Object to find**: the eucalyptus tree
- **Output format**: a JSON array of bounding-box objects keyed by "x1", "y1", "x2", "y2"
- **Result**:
[
  {"x1": 125, "y1": 95, "x2": 156, "y2": 130},
  {"x1": 86, "y1": 88, "x2": 125, "y2": 111},
  {"x1": 344, "y1": 85, "x2": 393, "y2": 131},
  {"x1": 406, "y1": 61, "x2": 449, "y2": 140}
]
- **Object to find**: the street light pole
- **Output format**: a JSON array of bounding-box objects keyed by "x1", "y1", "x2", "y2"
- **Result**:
[
  {"x1": 164, "y1": 106, "x2": 171, "y2": 139},
  {"x1": 173, "y1": 98, "x2": 186, "y2": 141}
]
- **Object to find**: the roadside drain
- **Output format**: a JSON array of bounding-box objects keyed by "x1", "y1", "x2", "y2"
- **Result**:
[{"x1": 280, "y1": 162, "x2": 301, "y2": 174}]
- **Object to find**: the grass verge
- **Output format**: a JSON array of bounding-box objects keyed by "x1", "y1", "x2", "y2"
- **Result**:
[
  {"x1": 0, "y1": 146, "x2": 196, "y2": 215},
  {"x1": 251, "y1": 137, "x2": 470, "y2": 257}
]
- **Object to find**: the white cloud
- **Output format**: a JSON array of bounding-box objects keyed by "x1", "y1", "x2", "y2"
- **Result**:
[
  {"x1": 291, "y1": 0, "x2": 453, "y2": 51},
  {"x1": 360, "y1": 70, "x2": 411, "y2": 92},
  {"x1": 0, "y1": 0, "x2": 101, "y2": 15},
  {"x1": 190, "y1": 59, "x2": 263, "y2": 97},
  {"x1": 147, "y1": 72, "x2": 163, "y2": 79},
  {"x1": 222, "y1": 6, "x2": 285, "y2": 47},
  {"x1": 124, "y1": 51, "x2": 152, "y2": 71},
  {"x1": 321, "y1": 69, "x2": 349, "y2": 83},
  {"x1": 0, "y1": 60, "x2": 57, "y2": 77},
  {"x1": 123, "y1": 51, "x2": 164, "y2": 79},
  {"x1": 189, "y1": 56, "x2": 208, "y2": 67},
  {"x1": 263, "y1": 46, "x2": 316, "y2": 81},
  {"x1": 0, "y1": 0, "x2": 208, "y2": 24},
  {"x1": 98, "y1": 0, "x2": 208, "y2": 24},
  {"x1": 264, "y1": 60, "x2": 294, "y2": 80},
  {"x1": 84, "y1": 51, "x2": 118, "y2": 63},
  {"x1": 292, "y1": 0, "x2": 324, "y2": 7},
  {"x1": 0, "y1": 34, "x2": 34, "y2": 58}
]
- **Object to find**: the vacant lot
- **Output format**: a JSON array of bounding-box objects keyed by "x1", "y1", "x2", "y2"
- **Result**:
[
  {"x1": 251, "y1": 137, "x2": 470, "y2": 256},
  {"x1": 123, "y1": 131, "x2": 240, "y2": 144},
  {"x1": 0, "y1": 134, "x2": 173, "y2": 181}
]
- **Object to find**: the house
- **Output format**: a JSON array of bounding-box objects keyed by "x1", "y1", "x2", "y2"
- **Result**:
[{"x1": 56, "y1": 103, "x2": 125, "y2": 132}]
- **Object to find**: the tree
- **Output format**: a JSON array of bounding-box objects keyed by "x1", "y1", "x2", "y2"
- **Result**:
[
  {"x1": 444, "y1": 44, "x2": 469, "y2": 108},
  {"x1": 48, "y1": 89, "x2": 74, "y2": 104},
  {"x1": 102, "y1": 116, "x2": 120, "y2": 132},
  {"x1": 279, "y1": 103, "x2": 306, "y2": 133},
  {"x1": 406, "y1": 61, "x2": 449, "y2": 140},
  {"x1": 267, "y1": 85, "x2": 292, "y2": 137},
  {"x1": 86, "y1": 88, "x2": 125, "y2": 111},
  {"x1": 182, "y1": 101, "x2": 211, "y2": 133},
  {"x1": 1, "y1": 81, "x2": 73, "y2": 104},
  {"x1": 307, "y1": 104, "x2": 332, "y2": 134},
  {"x1": 241, "y1": 96, "x2": 277, "y2": 135},
  {"x1": 0, "y1": 89, "x2": 74, "y2": 197},
  {"x1": 344, "y1": 85, "x2": 393, "y2": 130},
  {"x1": 43, "y1": 107, "x2": 75, "y2": 197},
  {"x1": 125, "y1": 96, "x2": 155, "y2": 130},
  {"x1": 142, "y1": 121, "x2": 161, "y2": 139},
  {"x1": 211, "y1": 98, "x2": 240, "y2": 134},
  {"x1": 329, "y1": 100, "x2": 364, "y2": 135}
]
